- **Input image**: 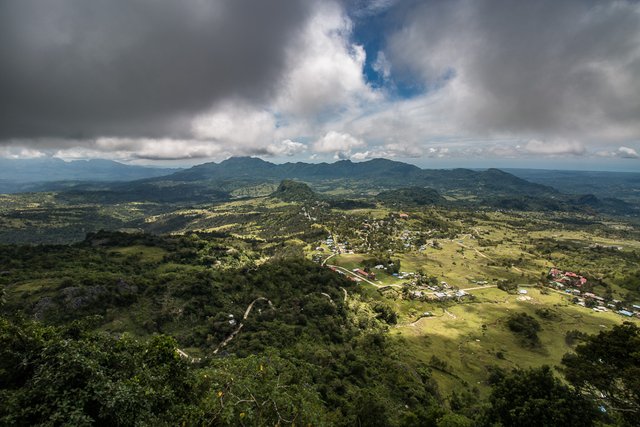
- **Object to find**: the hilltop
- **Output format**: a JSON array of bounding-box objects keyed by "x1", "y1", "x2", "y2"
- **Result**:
[{"x1": 272, "y1": 180, "x2": 317, "y2": 202}]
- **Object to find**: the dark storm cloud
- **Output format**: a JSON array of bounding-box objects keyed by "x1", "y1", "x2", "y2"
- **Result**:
[
  {"x1": 0, "y1": 0, "x2": 311, "y2": 140},
  {"x1": 383, "y1": 0, "x2": 640, "y2": 140}
]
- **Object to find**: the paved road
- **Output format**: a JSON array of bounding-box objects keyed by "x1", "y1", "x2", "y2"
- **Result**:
[{"x1": 322, "y1": 252, "x2": 337, "y2": 266}]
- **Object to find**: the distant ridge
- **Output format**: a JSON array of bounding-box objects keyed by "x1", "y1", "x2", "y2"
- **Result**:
[
  {"x1": 161, "y1": 156, "x2": 556, "y2": 198},
  {"x1": 0, "y1": 158, "x2": 177, "y2": 191}
]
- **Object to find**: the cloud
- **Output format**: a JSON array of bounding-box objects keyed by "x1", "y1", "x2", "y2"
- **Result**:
[
  {"x1": 274, "y1": 2, "x2": 377, "y2": 119},
  {"x1": 0, "y1": 0, "x2": 312, "y2": 140},
  {"x1": 617, "y1": 146, "x2": 639, "y2": 159},
  {"x1": 1, "y1": 0, "x2": 638, "y2": 167},
  {"x1": 191, "y1": 100, "x2": 276, "y2": 148},
  {"x1": 266, "y1": 140, "x2": 307, "y2": 157},
  {"x1": 523, "y1": 140, "x2": 586, "y2": 156},
  {"x1": 597, "y1": 146, "x2": 640, "y2": 159},
  {"x1": 0, "y1": 147, "x2": 46, "y2": 159},
  {"x1": 382, "y1": 0, "x2": 640, "y2": 144},
  {"x1": 372, "y1": 51, "x2": 392, "y2": 80},
  {"x1": 53, "y1": 138, "x2": 226, "y2": 161},
  {"x1": 313, "y1": 131, "x2": 365, "y2": 159}
]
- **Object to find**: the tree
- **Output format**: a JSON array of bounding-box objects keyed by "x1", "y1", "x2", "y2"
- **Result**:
[
  {"x1": 507, "y1": 312, "x2": 541, "y2": 347},
  {"x1": 497, "y1": 280, "x2": 517, "y2": 293},
  {"x1": 485, "y1": 366, "x2": 598, "y2": 427},
  {"x1": 561, "y1": 322, "x2": 640, "y2": 424},
  {"x1": 0, "y1": 317, "x2": 196, "y2": 426},
  {"x1": 190, "y1": 353, "x2": 330, "y2": 426}
]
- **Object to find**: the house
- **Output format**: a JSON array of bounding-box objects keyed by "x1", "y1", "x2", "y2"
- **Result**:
[
  {"x1": 518, "y1": 289, "x2": 528, "y2": 295},
  {"x1": 410, "y1": 291, "x2": 424, "y2": 299},
  {"x1": 399, "y1": 213, "x2": 409, "y2": 219},
  {"x1": 618, "y1": 310, "x2": 634, "y2": 317},
  {"x1": 353, "y1": 268, "x2": 371, "y2": 278}
]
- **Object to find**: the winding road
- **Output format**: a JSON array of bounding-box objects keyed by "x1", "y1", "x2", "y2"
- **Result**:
[{"x1": 213, "y1": 297, "x2": 275, "y2": 354}]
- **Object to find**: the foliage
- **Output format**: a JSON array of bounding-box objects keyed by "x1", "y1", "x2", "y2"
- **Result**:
[
  {"x1": 272, "y1": 179, "x2": 316, "y2": 202},
  {"x1": 189, "y1": 353, "x2": 330, "y2": 426},
  {"x1": 484, "y1": 366, "x2": 598, "y2": 427},
  {"x1": 561, "y1": 322, "x2": 640, "y2": 424},
  {"x1": 376, "y1": 186, "x2": 444, "y2": 207},
  {"x1": 497, "y1": 280, "x2": 517, "y2": 293},
  {"x1": 507, "y1": 312, "x2": 541, "y2": 347},
  {"x1": 0, "y1": 318, "x2": 196, "y2": 426}
]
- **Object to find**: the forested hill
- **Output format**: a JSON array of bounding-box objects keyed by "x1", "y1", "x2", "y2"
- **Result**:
[
  {"x1": 159, "y1": 157, "x2": 557, "y2": 197},
  {"x1": 505, "y1": 168, "x2": 640, "y2": 205}
]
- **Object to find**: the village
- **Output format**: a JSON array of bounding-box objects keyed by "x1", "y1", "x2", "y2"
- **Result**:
[
  {"x1": 547, "y1": 267, "x2": 640, "y2": 319},
  {"x1": 313, "y1": 226, "x2": 640, "y2": 321}
]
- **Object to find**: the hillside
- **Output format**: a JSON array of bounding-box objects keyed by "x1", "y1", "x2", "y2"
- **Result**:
[
  {"x1": 272, "y1": 180, "x2": 317, "y2": 202},
  {"x1": 376, "y1": 186, "x2": 444, "y2": 206},
  {"x1": 506, "y1": 168, "x2": 640, "y2": 205}
]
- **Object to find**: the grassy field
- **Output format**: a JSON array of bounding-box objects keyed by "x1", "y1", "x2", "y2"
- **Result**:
[
  {"x1": 319, "y1": 206, "x2": 640, "y2": 399},
  {"x1": 391, "y1": 286, "x2": 637, "y2": 396}
]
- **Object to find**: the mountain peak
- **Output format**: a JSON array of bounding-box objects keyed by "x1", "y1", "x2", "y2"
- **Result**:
[{"x1": 220, "y1": 156, "x2": 274, "y2": 167}]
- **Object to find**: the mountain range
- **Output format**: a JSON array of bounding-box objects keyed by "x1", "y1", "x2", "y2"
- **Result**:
[
  {"x1": 156, "y1": 156, "x2": 556, "y2": 197},
  {"x1": 0, "y1": 156, "x2": 637, "y2": 215}
]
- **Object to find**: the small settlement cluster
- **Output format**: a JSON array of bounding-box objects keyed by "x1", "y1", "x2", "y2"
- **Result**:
[{"x1": 548, "y1": 268, "x2": 640, "y2": 318}]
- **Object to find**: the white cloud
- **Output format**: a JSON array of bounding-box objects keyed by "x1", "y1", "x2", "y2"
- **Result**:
[
  {"x1": 313, "y1": 131, "x2": 365, "y2": 159},
  {"x1": 274, "y1": 2, "x2": 377, "y2": 119},
  {"x1": 266, "y1": 139, "x2": 307, "y2": 157},
  {"x1": 191, "y1": 100, "x2": 276, "y2": 148},
  {"x1": 0, "y1": 147, "x2": 46, "y2": 159},
  {"x1": 372, "y1": 51, "x2": 392, "y2": 80},
  {"x1": 617, "y1": 146, "x2": 639, "y2": 159}
]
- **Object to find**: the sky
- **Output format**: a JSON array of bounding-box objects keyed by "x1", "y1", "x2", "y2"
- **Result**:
[{"x1": 0, "y1": 0, "x2": 639, "y2": 171}]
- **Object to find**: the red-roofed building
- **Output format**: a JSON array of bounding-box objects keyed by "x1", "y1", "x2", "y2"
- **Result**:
[{"x1": 353, "y1": 268, "x2": 369, "y2": 277}]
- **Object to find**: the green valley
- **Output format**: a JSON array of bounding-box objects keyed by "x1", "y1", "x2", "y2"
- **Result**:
[{"x1": 1, "y1": 159, "x2": 639, "y2": 426}]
